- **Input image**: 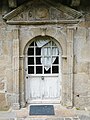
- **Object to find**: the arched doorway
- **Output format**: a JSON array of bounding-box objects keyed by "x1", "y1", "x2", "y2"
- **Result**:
[{"x1": 25, "y1": 36, "x2": 62, "y2": 104}]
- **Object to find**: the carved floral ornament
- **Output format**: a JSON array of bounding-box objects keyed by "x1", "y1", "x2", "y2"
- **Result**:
[{"x1": 3, "y1": 0, "x2": 83, "y2": 25}]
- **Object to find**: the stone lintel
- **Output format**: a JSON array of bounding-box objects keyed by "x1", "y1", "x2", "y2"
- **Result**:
[{"x1": 6, "y1": 20, "x2": 80, "y2": 25}]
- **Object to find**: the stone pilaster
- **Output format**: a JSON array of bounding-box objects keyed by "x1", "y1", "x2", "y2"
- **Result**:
[
  {"x1": 19, "y1": 56, "x2": 26, "y2": 108},
  {"x1": 66, "y1": 28, "x2": 74, "y2": 107},
  {"x1": 12, "y1": 28, "x2": 20, "y2": 110}
]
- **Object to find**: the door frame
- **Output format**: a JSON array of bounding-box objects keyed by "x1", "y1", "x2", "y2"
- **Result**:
[{"x1": 18, "y1": 27, "x2": 74, "y2": 109}]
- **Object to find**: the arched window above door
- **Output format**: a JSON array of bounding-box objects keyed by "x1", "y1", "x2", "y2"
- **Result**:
[{"x1": 27, "y1": 37, "x2": 61, "y2": 75}]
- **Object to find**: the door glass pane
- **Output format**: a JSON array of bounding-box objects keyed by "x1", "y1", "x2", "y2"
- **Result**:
[
  {"x1": 44, "y1": 67, "x2": 51, "y2": 74},
  {"x1": 52, "y1": 57, "x2": 59, "y2": 64},
  {"x1": 36, "y1": 57, "x2": 41, "y2": 65},
  {"x1": 28, "y1": 48, "x2": 34, "y2": 55},
  {"x1": 36, "y1": 48, "x2": 41, "y2": 55},
  {"x1": 28, "y1": 66, "x2": 34, "y2": 74},
  {"x1": 43, "y1": 47, "x2": 51, "y2": 56},
  {"x1": 52, "y1": 66, "x2": 59, "y2": 73},
  {"x1": 27, "y1": 39, "x2": 59, "y2": 75},
  {"x1": 28, "y1": 57, "x2": 34, "y2": 65},
  {"x1": 52, "y1": 42, "x2": 56, "y2": 46},
  {"x1": 52, "y1": 47, "x2": 59, "y2": 55},
  {"x1": 36, "y1": 66, "x2": 42, "y2": 74},
  {"x1": 43, "y1": 57, "x2": 51, "y2": 66},
  {"x1": 29, "y1": 42, "x2": 34, "y2": 46}
]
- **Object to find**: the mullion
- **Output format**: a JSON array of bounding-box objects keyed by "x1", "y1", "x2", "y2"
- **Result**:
[
  {"x1": 51, "y1": 41, "x2": 52, "y2": 74},
  {"x1": 34, "y1": 41, "x2": 36, "y2": 74}
]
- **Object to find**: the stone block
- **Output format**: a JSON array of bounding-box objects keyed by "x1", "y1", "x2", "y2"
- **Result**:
[
  {"x1": 74, "y1": 28, "x2": 86, "y2": 38},
  {"x1": 0, "y1": 82, "x2": 4, "y2": 90},
  {"x1": 65, "y1": 118, "x2": 71, "y2": 120},
  {"x1": 7, "y1": 94, "x2": 14, "y2": 106},
  {"x1": 74, "y1": 73, "x2": 89, "y2": 94},
  {"x1": 0, "y1": 41, "x2": 2, "y2": 56},
  {"x1": 6, "y1": 69, "x2": 13, "y2": 93},
  {"x1": 3, "y1": 41, "x2": 12, "y2": 55},
  {"x1": 62, "y1": 59, "x2": 67, "y2": 74},
  {"x1": 0, "y1": 93, "x2": 9, "y2": 111},
  {"x1": 76, "y1": 62, "x2": 89, "y2": 74},
  {"x1": 0, "y1": 77, "x2": 6, "y2": 91},
  {"x1": 0, "y1": 67, "x2": 6, "y2": 76},
  {"x1": 74, "y1": 97, "x2": 87, "y2": 109}
]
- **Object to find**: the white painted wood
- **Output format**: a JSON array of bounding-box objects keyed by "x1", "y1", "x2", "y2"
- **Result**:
[
  {"x1": 26, "y1": 76, "x2": 61, "y2": 103},
  {"x1": 25, "y1": 39, "x2": 62, "y2": 104}
]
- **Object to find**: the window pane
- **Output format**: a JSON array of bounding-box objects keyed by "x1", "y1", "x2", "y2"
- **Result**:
[
  {"x1": 28, "y1": 66, "x2": 34, "y2": 74},
  {"x1": 36, "y1": 66, "x2": 42, "y2": 74},
  {"x1": 28, "y1": 57, "x2": 34, "y2": 65},
  {"x1": 28, "y1": 48, "x2": 34, "y2": 55},
  {"x1": 52, "y1": 66, "x2": 59, "y2": 73},
  {"x1": 36, "y1": 57, "x2": 41, "y2": 65},
  {"x1": 36, "y1": 48, "x2": 41, "y2": 55}
]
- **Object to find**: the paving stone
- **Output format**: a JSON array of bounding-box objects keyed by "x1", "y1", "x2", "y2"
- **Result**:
[
  {"x1": 0, "y1": 118, "x2": 15, "y2": 120},
  {"x1": 79, "y1": 115, "x2": 90, "y2": 120},
  {"x1": 29, "y1": 118, "x2": 48, "y2": 120},
  {"x1": 73, "y1": 118, "x2": 79, "y2": 120},
  {"x1": 54, "y1": 118, "x2": 64, "y2": 120},
  {"x1": 65, "y1": 118, "x2": 71, "y2": 120},
  {"x1": 49, "y1": 118, "x2": 64, "y2": 120}
]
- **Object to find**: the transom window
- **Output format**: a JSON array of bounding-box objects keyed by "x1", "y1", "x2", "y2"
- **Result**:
[{"x1": 27, "y1": 39, "x2": 59, "y2": 74}]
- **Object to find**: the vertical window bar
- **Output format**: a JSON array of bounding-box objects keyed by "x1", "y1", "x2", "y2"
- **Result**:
[{"x1": 51, "y1": 41, "x2": 52, "y2": 74}]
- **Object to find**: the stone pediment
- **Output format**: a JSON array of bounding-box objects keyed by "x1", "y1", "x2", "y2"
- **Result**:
[{"x1": 3, "y1": 0, "x2": 83, "y2": 25}]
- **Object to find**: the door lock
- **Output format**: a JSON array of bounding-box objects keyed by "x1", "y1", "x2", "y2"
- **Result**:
[
  {"x1": 26, "y1": 76, "x2": 28, "y2": 79},
  {"x1": 41, "y1": 76, "x2": 44, "y2": 80}
]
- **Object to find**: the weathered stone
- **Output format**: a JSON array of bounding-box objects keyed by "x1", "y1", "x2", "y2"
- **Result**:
[
  {"x1": 65, "y1": 118, "x2": 71, "y2": 120},
  {"x1": 79, "y1": 115, "x2": 90, "y2": 120},
  {"x1": 8, "y1": 0, "x2": 17, "y2": 8},
  {"x1": 0, "y1": 0, "x2": 90, "y2": 111},
  {"x1": 0, "y1": 93, "x2": 9, "y2": 111},
  {"x1": 73, "y1": 118, "x2": 79, "y2": 120},
  {"x1": 0, "y1": 82, "x2": 4, "y2": 90}
]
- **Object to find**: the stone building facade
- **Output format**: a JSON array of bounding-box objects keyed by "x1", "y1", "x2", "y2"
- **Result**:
[{"x1": 0, "y1": 0, "x2": 90, "y2": 111}]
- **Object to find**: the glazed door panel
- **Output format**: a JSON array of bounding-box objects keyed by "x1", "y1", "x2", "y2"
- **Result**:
[{"x1": 25, "y1": 39, "x2": 61, "y2": 103}]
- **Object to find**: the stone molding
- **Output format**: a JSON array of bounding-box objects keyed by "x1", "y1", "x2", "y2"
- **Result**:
[
  {"x1": 12, "y1": 28, "x2": 20, "y2": 110},
  {"x1": 6, "y1": 20, "x2": 80, "y2": 25},
  {"x1": 3, "y1": 0, "x2": 83, "y2": 24}
]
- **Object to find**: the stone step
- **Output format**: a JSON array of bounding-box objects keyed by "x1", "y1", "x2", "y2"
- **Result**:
[
  {"x1": 17, "y1": 117, "x2": 79, "y2": 120},
  {"x1": 0, "y1": 118, "x2": 15, "y2": 120},
  {"x1": 0, "y1": 112, "x2": 16, "y2": 120}
]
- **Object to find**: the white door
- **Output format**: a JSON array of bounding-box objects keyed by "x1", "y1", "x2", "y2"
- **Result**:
[{"x1": 25, "y1": 38, "x2": 61, "y2": 103}]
